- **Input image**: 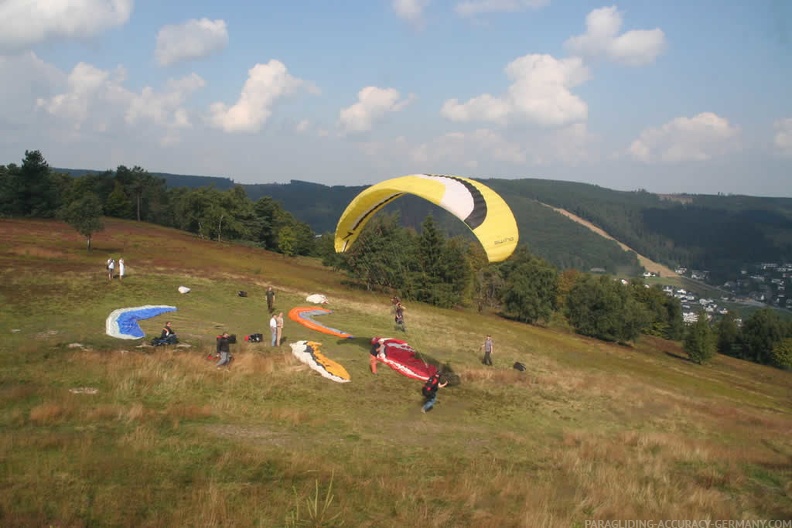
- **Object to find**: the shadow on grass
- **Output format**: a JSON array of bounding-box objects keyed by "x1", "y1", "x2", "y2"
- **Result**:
[
  {"x1": 336, "y1": 336, "x2": 373, "y2": 350},
  {"x1": 665, "y1": 351, "x2": 692, "y2": 362}
]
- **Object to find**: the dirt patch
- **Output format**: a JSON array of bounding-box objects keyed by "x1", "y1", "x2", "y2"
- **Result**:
[{"x1": 543, "y1": 203, "x2": 677, "y2": 277}]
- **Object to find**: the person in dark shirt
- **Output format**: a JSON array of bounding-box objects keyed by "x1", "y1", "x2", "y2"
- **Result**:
[
  {"x1": 480, "y1": 334, "x2": 494, "y2": 366},
  {"x1": 216, "y1": 331, "x2": 232, "y2": 369},
  {"x1": 421, "y1": 373, "x2": 448, "y2": 413},
  {"x1": 266, "y1": 286, "x2": 276, "y2": 313},
  {"x1": 160, "y1": 321, "x2": 177, "y2": 344}
]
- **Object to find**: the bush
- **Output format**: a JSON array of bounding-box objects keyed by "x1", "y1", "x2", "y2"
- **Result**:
[
  {"x1": 770, "y1": 338, "x2": 792, "y2": 370},
  {"x1": 684, "y1": 312, "x2": 716, "y2": 364}
]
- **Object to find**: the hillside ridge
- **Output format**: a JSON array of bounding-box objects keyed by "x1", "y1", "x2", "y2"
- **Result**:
[{"x1": 542, "y1": 203, "x2": 677, "y2": 277}]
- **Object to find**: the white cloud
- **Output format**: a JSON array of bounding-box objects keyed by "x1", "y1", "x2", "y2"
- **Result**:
[
  {"x1": 338, "y1": 86, "x2": 414, "y2": 134},
  {"x1": 536, "y1": 123, "x2": 597, "y2": 165},
  {"x1": 773, "y1": 118, "x2": 792, "y2": 156},
  {"x1": 455, "y1": 0, "x2": 549, "y2": 18},
  {"x1": 565, "y1": 6, "x2": 666, "y2": 66},
  {"x1": 355, "y1": 123, "x2": 595, "y2": 175},
  {"x1": 0, "y1": 52, "x2": 64, "y2": 126},
  {"x1": 209, "y1": 60, "x2": 312, "y2": 133},
  {"x1": 628, "y1": 113, "x2": 740, "y2": 163},
  {"x1": 155, "y1": 18, "x2": 229, "y2": 66},
  {"x1": 125, "y1": 73, "x2": 206, "y2": 144},
  {"x1": 411, "y1": 129, "x2": 526, "y2": 167},
  {"x1": 392, "y1": 0, "x2": 429, "y2": 28},
  {"x1": 441, "y1": 54, "x2": 588, "y2": 127},
  {"x1": 36, "y1": 62, "x2": 122, "y2": 126},
  {"x1": 411, "y1": 124, "x2": 594, "y2": 166},
  {"x1": 0, "y1": 0, "x2": 133, "y2": 54},
  {"x1": 36, "y1": 61, "x2": 204, "y2": 144}
]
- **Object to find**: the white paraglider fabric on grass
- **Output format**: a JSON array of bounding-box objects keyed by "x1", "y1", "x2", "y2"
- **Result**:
[
  {"x1": 106, "y1": 305, "x2": 177, "y2": 339},
  {"x1": 306, "y1": 294, "x2": 328, "y2": 304},
  {"x1": 290, "y1": 340, "x2": 350, "y2": 383}
]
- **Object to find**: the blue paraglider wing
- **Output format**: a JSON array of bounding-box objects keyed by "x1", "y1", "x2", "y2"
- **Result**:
[{"x1": 106, "y1": 305, "x2": 177, "y2": 340}]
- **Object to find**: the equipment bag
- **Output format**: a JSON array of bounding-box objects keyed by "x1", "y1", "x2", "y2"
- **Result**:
[{"x1": 513, "y1": 362, "x2": 526, "y2": 372}]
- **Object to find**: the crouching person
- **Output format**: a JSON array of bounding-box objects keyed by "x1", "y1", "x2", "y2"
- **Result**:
[{"x1": 216, "y1": 331, "x2": 232, "y2": 369}]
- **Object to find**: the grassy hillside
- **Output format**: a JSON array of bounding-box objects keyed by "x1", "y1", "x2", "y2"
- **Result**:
[{"x1": 1, "y1": 218, "x2": 790, "y2": 527}]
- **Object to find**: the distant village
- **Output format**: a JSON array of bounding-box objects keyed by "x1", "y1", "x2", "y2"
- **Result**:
[{"x1": 639, "y1": 262, "x2": 792, "y2": 324}]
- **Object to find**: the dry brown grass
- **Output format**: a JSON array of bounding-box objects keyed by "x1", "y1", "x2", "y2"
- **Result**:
[
  {"x1": 2, "y1": 217, "x2": 791, "y2": 527},
  {"x1": 29, "y1": 402, "x2": 73, "y2": 425}
]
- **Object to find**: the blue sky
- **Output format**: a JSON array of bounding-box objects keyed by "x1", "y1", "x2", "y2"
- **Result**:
[{"x1": 1, "y1": 0, "x2": 790, "y2": 196}]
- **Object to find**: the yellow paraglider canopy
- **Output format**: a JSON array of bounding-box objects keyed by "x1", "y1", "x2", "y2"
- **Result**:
[{"x1": 334, "y1": 174, "x2": 519, "y2": 263}]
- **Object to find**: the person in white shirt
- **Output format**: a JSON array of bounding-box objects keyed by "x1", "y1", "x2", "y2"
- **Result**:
[{"x1": 269, "y1": 314, "x2": 278, "y2": 346}]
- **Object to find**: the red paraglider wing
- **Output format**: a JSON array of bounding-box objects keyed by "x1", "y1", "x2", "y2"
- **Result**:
[{"x1": 376, "y1": 337, "x2": 438, "y2": 381}]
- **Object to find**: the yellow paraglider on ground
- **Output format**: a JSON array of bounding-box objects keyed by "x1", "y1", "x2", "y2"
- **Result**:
[{"x1": 334, "y1": 174, "x2": 519, "y2": 263}]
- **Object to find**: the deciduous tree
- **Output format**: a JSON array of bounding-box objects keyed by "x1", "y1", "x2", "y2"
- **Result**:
[
  {"x1": 715, "y1": 312, "x2": 740, "y2": 357},
  {"x1": 740, "y1": 308, "x2": 786, "y2": 365},
  {"x1": 500, "y1": 254, "x2": 558, "y2": 324},
  {"x1": 58, "y1": 193, "x2": 104, "y2": 250},
  {"x1": 684, "y1": 312, "x2": 716, "y2": 364},
  {"x1": 566, "y1": 274, "x2": 649, "y2": 343}
]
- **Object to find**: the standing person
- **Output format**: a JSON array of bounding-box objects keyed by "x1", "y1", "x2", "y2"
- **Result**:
[
  {"x1": 266, "y1": 286, "x2": 276, "y2": 313},
  {"x1": 269, "y1": 313, "x2": 278, "y2": 346},
  {"x1": 275, "y1": 312, "x2": 284, "y2": 346},
  {"x1": 118, "y1": 258, "x2": 125, "y2": 281},
  {"x1": 421, "y1": 373, "x2": 448, "y2": 413},
  {"x1": 394, "y1": 301, "x2": 406, "y2": 332},
  {"x1": 481, "y1": 334, "x2": 494, "y2": 366},
  {"x1": 216, "y1": 331, "x2": 232, "y2": 369},
  {"x1": 106, "y1": 257, "x2": 115, "y2": 280}
]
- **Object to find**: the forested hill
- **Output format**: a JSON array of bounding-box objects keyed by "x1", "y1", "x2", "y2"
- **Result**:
[
  {"x1": 486, "y1": 178, "x2": 792, "y2": 282},
  {"x1": 241, "y1": 178, "x2": 792, "y2": 281},
  {"x1": 56, "y1": 168, "x2": 236, "y2": 191},
  {"x1": 59, "y1": 168, "x2": 792, "y2": 279},
  {"x1": 243, "y1": 180, "x2": 643, "y2": 275}
]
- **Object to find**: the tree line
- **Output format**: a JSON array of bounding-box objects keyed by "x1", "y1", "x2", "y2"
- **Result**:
[
  {"x1": 2, "y1": 149, "x2": 789, "y2": 370},
  {"x1": 0, "y1": 150, "x2": 315, "y2": 255}
]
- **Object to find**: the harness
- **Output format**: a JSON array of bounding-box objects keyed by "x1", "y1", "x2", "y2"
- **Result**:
[{"x1": 422, "y1": 375, "x2": 440, "y2": 397}]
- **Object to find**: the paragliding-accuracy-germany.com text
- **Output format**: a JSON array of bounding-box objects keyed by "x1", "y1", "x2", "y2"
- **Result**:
[{"x1": 584, "y1": 520, "x2": 791, "y2": 528}]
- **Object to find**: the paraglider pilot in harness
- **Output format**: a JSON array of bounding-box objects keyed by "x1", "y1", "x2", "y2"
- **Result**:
[
  {"x1": 421, "y1": 372, "x2": 447, "y2": 413},
  {"x1": 369, "y1": 337, "x2": 385, "y2": 374},
  {"x1": 151, "y1": 321, "x2": 178, "y2": 346}
]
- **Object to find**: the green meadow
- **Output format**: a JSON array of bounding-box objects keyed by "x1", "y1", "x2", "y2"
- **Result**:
[{"x1": 1, "y1": 218, "x2": 790, "y2": 527}]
